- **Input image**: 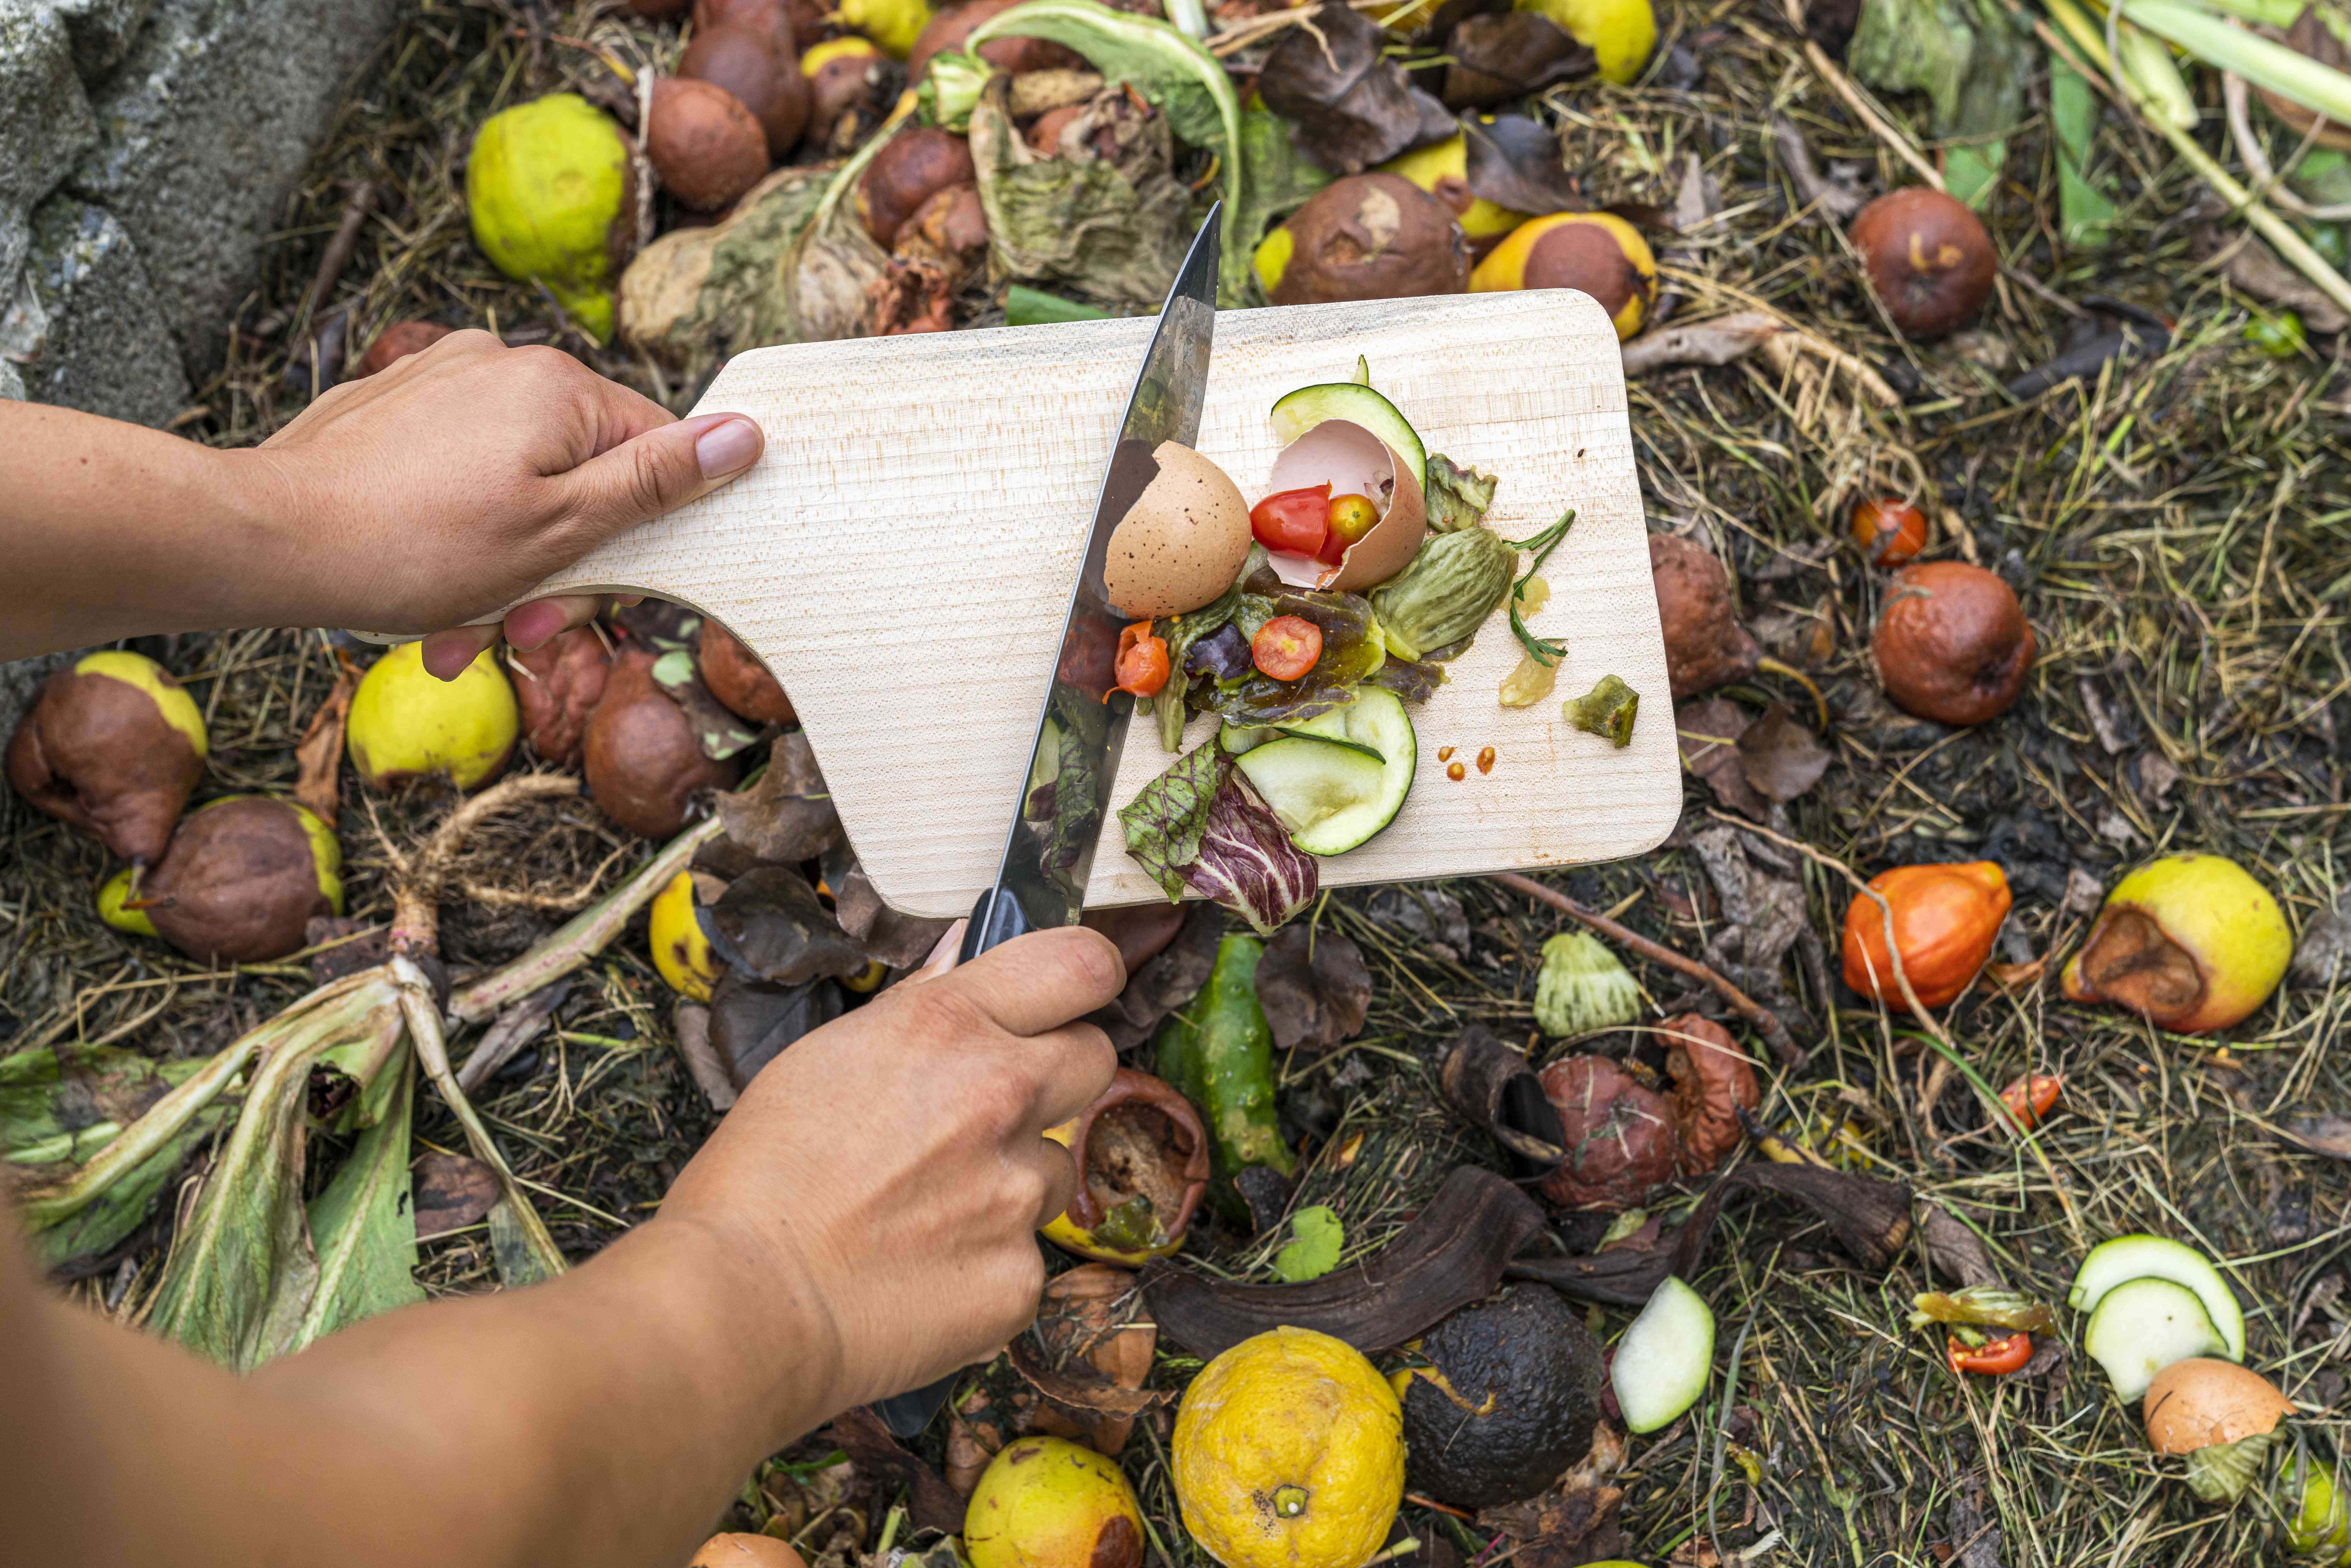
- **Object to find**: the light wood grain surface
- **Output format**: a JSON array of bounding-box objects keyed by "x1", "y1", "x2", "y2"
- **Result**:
[{"x1": 529, "y1": 290, "x2": 1679, "y2": 917}]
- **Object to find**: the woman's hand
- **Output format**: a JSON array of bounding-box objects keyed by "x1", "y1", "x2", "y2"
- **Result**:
[{"x1": 250, "y1": 330, "x2": 763, "y2": 677}]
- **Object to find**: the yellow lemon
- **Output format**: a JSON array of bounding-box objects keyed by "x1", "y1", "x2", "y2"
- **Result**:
[
  {"x1": 965, "y1": 1436, "x2": 1147, "y2": 1568},
  {"x1": 347, "y1": 641, "x2": 519, "y2": 792},
  {"x1": 96, "y1": 867, "x2": 158, "y2": 937},
  {"x1": 1173, "y1": 1327, "x2": 1404, "y2": 1568},
  {"x1": 466, "y1": 93, "x2": 632, "y2": 339},
  {"x1": 650, "y1": 870, "x2": 721, "y2": 1001}
]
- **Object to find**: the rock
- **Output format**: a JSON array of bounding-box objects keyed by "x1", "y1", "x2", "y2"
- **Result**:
[
  {"x1": 3, "y1": 195, "x2": 189, "y2": 426},
  {"x1": 0, "y1": 357, "x2": 21, "y2": 401},
  {"x1": 66, "y1": 0, "x2": 404, "y2": 374},
  {"x1": 43, "y1": 0, "x2": 154, "y2": 78},
  {"x1": 0, "y1": 3, "x2": 98, "y2": 213}
]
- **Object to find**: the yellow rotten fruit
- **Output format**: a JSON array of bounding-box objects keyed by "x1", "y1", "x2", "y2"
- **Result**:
[
  {"x1": 75, "y1": 651, "x2": 209, "y2": 757},
  {"x1": 2062, "y1": 854, "x2": 2292, "y2": 1034},
  {"x1": 1254, "y1": 226, "x2": 1294, "y2": 294},
  {"x1": 347, "y1": 641, "x2": 520, "y2": 792},
  {"x1": 96, "y1": 867, "x2": 158, "y2": 937},
  {"x1": 964, "y1": 1436, "x2": 1147, "y2": 1568},
  {"x1": 650, "y1": 870, "x2": 721, "y2": 1001},
  {"x1": 467, "y1": 94, "x2": 632, "y2": 340},
  {"x1": 1515, "y1": 0, "x2": 1656, "y2": 83},
  {"x1": 801, "y1": 36, "x2": 885, "y2": 74},
  {"x1": 1471, "y1": 211, "x2": 1657, "y2": 340},
  {"x1": 1377, "y1": 134, "x2": 1530, "y2": 244},
  {"x1": 1173, "y1": 1326, "x2": 1405, "y2": 1568},
  {"x1": 841, "y1": 0, "x2": 933, "y2": 57}
]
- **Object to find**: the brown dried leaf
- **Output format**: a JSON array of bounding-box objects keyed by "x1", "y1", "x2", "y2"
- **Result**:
[
  {"x1": 1736, "y1": 701, "x2": 1831, "y2": 802},
  {"x1": 411, "y1": 1151, "x2": 501, "y2": 1239},
  {"x1": 705, "y1": 866, "x2": 865, "y2": 985},
  {"x1": 294, "y1": 658, "x2": 359, "y2": 827},
  {"x1": 1254, "y1": 923, "x2": 1373, "y2": 1051},
  {"x1": 821, "y1": 1407, "x2": 966, "y2": 1536},
  {"x1": 715, "y1": 731, "x2": 842, "y2": 864},
  {"x1": 1476, "y1": 1424, "x2": 1627, "y2": 1568},
  {"x1": 1443, "y1": 16, "x2": 1593, "y2": 109},
  {"x1": 1085, "y1": 901, "x2": 1223, "y2": 1052},
  {"x1": 1676, "y1": 696, "x2": 1766, "y2": 815},
  {"x1": 2279, "y1": 1115, "x2": 2351, "y2": 1160},
  {"x1": 1621, "y1": 311, "x2": 1784, "y2": 378},
  {"x1": 1258, "y1": 2, "x2": 1456, "y2": 174}
]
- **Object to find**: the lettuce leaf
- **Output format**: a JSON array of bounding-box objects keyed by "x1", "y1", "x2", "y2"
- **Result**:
[
  {"x1": 1121, "y1": 740, "x2": 1222, "y2": 900},
  {"x1": 1206, "y1": 577, "x2": 1387, "y2": 725},
  {"x1": 1119, "y1": 743, "x2": 1318, "y2": 934}
]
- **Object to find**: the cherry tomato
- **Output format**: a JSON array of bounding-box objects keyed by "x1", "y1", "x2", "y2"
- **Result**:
[
  {"x1": 1997, "y1": 1073, "x2": 2062, "y2": 1131},
  {"x1": 1112, "y1": 621, "x2": 1170, "y2": 700},
  {"x1": 1250, "y1": 484, "x2": 1330, "y2": 557},
  {"x1": 1850, "y1": 497, "x2": 1927, "y2": 566},
  {"x1": 1251, "y1": 615, "x2": 1323, "y2": 681},
  {"x1": 1946, "y1": 1331, "x2": 2032, "y2": 1376},
  {"x1": 1318, "y1": 493, "x2": 1381, "y2": 564}
]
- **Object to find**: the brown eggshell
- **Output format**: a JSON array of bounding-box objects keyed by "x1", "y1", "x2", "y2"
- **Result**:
[
  {"x1": 689, "y1": 1534, "x2": 809, "y2": 1568},
  {"x1": 509, "y1": 627, "x2": 611, "y2": 767},
  {"x1": 647, "y1": 77, "x2": 771, "y2": 212},
  {"x1": 143, "y1": 797, "x2": 336, "y2": 965},
  {"x1": 1260, "y1": 419, "x2": 1428, "y2": 593},
  {"x1": 698, "y1": 621, "x2": 796, "y2": 725},
  {"x1": 356, "y1": 320, "x2": 451, "y2": 377},
  {"x1": 856, "y1": 126, "x2": 975, "y2": 247},
  {"x1": 681, "y1": 25, "x2": 809, "y2": 159},
  {"x1": 1101, "y1": 442, "x2": 1254, "y2": 619},
  {"x1": 906, "y1": 0, "x2": 1084, "y2": 83},
  {"x1": 5, "y1": 664, "x2": 204, "y2": 864},
  {"x1": 2143, "y1": 1360, "x2": 2292, "y2": 1454},
  {"x1": 582, "y1": 648, "x2": 742, "y2": 838}
]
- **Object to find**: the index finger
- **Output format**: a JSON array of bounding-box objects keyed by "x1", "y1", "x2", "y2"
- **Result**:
[{"x1": 934, "y1": 926, "x2": 1126, "y2": 1039}]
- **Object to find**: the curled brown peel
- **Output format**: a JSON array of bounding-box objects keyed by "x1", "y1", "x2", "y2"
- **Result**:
[{"x1": 2063, "y1": 906, "x2": 2205, "y2": 1024}]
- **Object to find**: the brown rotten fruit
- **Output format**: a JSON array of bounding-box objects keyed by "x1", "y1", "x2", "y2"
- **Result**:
[
  {"x1": 140, "y1": 795, "x2": 343, "y2": 964},
  {"x1": 6, "y1": 651, "x2": 207, "y2": 865},
  {"x1": 694, "y1": 0, "x2": 795, "y2": 53},
  {"x1": 906, "y1": 0, "x2": 1084, "y2": 83},
  {"x1": 356, "y1": 319, "x2": 450, "y2": 376},
  {"x1": 510, "y1": 626, "x2": 611, "y2": 766},
  {"x1": 683, "y1": 24, "x2": 809, "y2": 160},
  {"x1": 802, "y1": 38, "x2": 892, "y2": 145},
  {"x1": 1265, "y1": 174, "x2": 1471, "y2": 306},
  {"x1": 1394, "y1": 1285, "x2": 1608, "y2": 1510},
  {"x1": 1661, "y1": 1013, "x2": 1758, "y2": 1177},
  {"x1": 582, "y1": 648, "x2": 742, "y2": 838},
  {"x1": 647, "y1": 77, "x2": 770, "y2": 212},
  {"x1": 1849, "y1": 187, "x2": 1996, "y2": 341},
  {"x1": 1873, "y1": 561, "x2": 2034, "y2": 726},
  {"x1": 856, "y1": 126, "x2": 976, "y2": 248},
  {"x1": 697, "y1": 621, "x2": 795, "y2": 726},
  {"x1": 1650, "y1": 532, "x2": 1759, "y2": 700},
  {"x1": 1536, "y1": 1054, "x2": 1677, "y2": 1210},
  {"x1": 1041, "y1": 1067, "x2": 1211, "y2": 1265}
]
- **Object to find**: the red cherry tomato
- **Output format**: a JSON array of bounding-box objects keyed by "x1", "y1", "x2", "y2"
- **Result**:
[
  {"x1": 1251, "y1": 616, "x2": 1323, "y2": 681},
  {"x1": 1112, "y1": 621, "x2": 1170, "y2": 700},
  {"x1": 1318, "y1": 493, "x2": 1381, "y2": 564},
  {"x1": 1946, "y1": 1331, "x2": 2032, "y2": 1376},
  {"x1": 1250, "y1": 484, "x2": 1330, "y2": 557},
  {"x1": 1997, "y1": 1073, "x2": 2062, "y2": 1131},
  {"x1": 1851, "y1": 497, "x2": 1927, "y2": 566}
]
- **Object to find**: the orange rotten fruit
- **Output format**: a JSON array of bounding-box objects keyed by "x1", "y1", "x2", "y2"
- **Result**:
[{"x1": 1841, "y1": 861, "x2": 2011, "y2": 1011}]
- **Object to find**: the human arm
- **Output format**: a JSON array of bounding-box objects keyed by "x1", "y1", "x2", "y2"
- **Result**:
[
  {"x1": 0, "y1": 330, "x2": 762, "y2": 673},
  {"x1": 0, "y1": 927, "x2": 1123, "y2": 1568}
]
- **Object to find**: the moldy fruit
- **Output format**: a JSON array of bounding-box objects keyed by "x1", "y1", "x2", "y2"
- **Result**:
[
  {"x1": 1650, "y1": 532, "x2": 1759, "y2": 699},
  {"x1": 856, "y1": 125, "x2": 976, "y2": 248},
  {"x1": 466, "y1": 94, "x2": 634, "y2": 339},
  {"x1": 1040, "y1": 1067, "x2": 1211, "y2": 1265},
  {"x1": 140, "y1": 795, "x2": 343, "y2": 964},
  {"x1": 964, "y1": 1436, "x2": 1147, "y2": 1568},
  {"x1": 1391, "y1": 1285, "x2": 1607, "y2": 1509},
  {"x1": 1536, "y1": 1054, "x2": 1676, "y2": 1210},
  {"x1": 1470, "y1": 211, "x2": 1658, "y2": 340},
  {"x1": 6, "y1": 650, "x2": 207, "y2": 864},
  {"x1": 1376, "y1": 132, "x2": 1529, "y2": 250},
  {"x1": 1841, "y1": 861, "x2": 2010, "y2": 1011},
  {"x1": 1261, "y1": 174, "x2": 1471, "y2": 307},
  {"x1": 1872, "y1": 561, "x2": 2034, "y2": 726},
  {"x1": 510, "y1": 626, "x2": 611, "y2": 767},
  {"x1": 2061, "y1": 855, "x2": 2291, "y2": 1034},
  {"x1": 347, "y1": 641, "x2": 519, "y2": 791},
  {"x1": 581, "y1": 647, "x2": 741, "y2": 838},
  {"x1": 1849, "y1": 186, "x2": 1997, "y2": 341},
  {"x1": 647, "y1": 77, "x2": 771, "y2": 213}
]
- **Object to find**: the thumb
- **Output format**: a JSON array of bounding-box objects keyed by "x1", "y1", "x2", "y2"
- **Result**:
[{"x1": 558, "y1": 411, "x2": 764, "y2": 537}]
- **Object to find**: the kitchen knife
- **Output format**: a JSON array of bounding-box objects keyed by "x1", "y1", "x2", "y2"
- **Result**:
[{"x1": 869, "y1": 203, "x2": 1221, "y2": 1439}]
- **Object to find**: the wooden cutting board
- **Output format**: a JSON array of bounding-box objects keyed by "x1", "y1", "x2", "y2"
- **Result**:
[{"x1": 527, "y1": 290, "x2": 1680, "y2": 918}]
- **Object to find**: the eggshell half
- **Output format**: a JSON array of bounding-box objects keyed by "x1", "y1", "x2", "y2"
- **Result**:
[
  {"x1": 2142, "y1": 1360, "x2": 2293, "y2": 1454},
  {"x1": 1261, "y1": 419, "x2": 1428, "y2": 592},
  {"x1": 1102, "y1": 441, "x2": 1253, "y2": 619}
]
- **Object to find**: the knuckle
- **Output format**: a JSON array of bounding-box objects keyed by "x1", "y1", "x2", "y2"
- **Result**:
[{"x1": 624, "y1": 441, "x2": 677, "y2": 514}]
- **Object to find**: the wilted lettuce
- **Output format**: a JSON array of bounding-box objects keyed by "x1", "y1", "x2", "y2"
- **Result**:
[
  {"x1": 1423, "y1": 453, "x2": 1498, "y2": 534},
  {"x1": 1369, "y1": 527, "x2": 1516, "y2": 661},
  {"x1": 1119, "y1": 742, "x2": 1318, "y2": 935}
]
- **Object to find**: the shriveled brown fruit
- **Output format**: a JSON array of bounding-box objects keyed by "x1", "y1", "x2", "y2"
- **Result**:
[
  {"x1": 894, "y1": 182, "x2": 989, "y2": 277},
  {"x1": 1650, "y1": 532, "x2": 1759, "y2": 699},
  {"x1": 583, "y1": 648, "x2": 742, "y2": 837},
  {"x1": 683, "y1": 24, "x2": 810, "y2": 159},
  {"x1": 695, "y1": 0, "x2": 795, "y2": 53},
  {"x1": 6, "y1": 659, "x2": 204, "y2": 864},
  {"x1": 356, "y1": 320, "x2": 450, "y2": 376},
  {"x1": 647, "y1": 77, "x2": 771, "y2": 212},
  {"x1": 906, "y1": 0, "x2": 1084, "y2": 83},
  {"x1": 1026, "y1": 103, "x2": 1086, "y2": 155},
  {"x1": 804, "y1": 42, "x2": 892, "y2": 144},
  {"x1": 1536, "y1": 1054, "x2": 1677, "y2": 1210},
  {"x1": 1030, "y1": 1263, "x2": 1158, "y2": 1455},
  {"x1": 510, "y1": 627, "x2": 611, "y2": 766},
  {"x1": 856, "y1": 126, "x2": 976, "y2": 247},
  {"x1": 1848, "y1": 187, "x2": 1996, "y2": 341},
  {"x1": 1872, "y1": 561, "x2": 2034, "y2": 726},
  {"x1": 1659, "y1": 1014, "x2": 1757, "y2": 1177},
  {"x1": 143, "y1": 797, "x2": 340, "y2": 964},
  {"x1": 1271, "y1": 173, "x2": 1471, "y2": 305},
  {"x1": 698, "y1": 621, "x2": 796, "y2": 726},
  {"x1": 1050, "y1": 1066, "x2": 1212, "y2": 1260}
]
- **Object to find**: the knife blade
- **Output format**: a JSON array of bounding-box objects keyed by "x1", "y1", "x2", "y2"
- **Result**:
[{"x1": 871, "y1": 203, "x2": 1221, "y2": 1438}]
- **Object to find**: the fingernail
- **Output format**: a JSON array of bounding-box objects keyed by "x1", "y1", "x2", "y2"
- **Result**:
[
  {"x1": 695, "y1": 416, "x2": 760, "y2": 480},
  {"x1": 504, "y1": 600, "x2": 568, "y2": 652}
]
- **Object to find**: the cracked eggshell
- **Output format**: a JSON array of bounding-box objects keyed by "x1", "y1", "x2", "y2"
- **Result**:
[
  {"x1": 1101, "y1": 442, "x2": 1253, "y2": 619},
  {"x1": 1262, "y1": 419, "x2": 1427, "y2": 592}
]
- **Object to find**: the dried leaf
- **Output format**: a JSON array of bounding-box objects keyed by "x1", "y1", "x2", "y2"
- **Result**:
[
  {"x1": 670, "y1": 999, "x2": 738, "y2": 1111},
  {"x1": 822, "y1": 1407, "x2": 966, "y2": 1536},
  {"x1": 1736, "y1": 701, "x2": 1831, "y2": 802},
  {"x1": 1620, "y1": 311, "x2": 1784, "y2": 378},
  {"x1": 709, "y1": 972, "x2": 846, "y2": 1089},
  {"x1": 294, "y1": 658, "x2": 358, "y2": 827},
  {"x1": 1085, "y1": 901, "x2": 1225, "y2": 1051},
  {"x1": 703, "y1": 867, "x2": 866, "y2": 986},
  {"x1": 1009, "y1": 1336, "x2": 1174, "y2": 1419},
  {"x1": 1258, "y1": 3, "x2": 1456, "y2": 175},
  {"x1": 831, "y1": 858, "x2": 958, "y2": 970},
  {"x1": 1477, "y1": 1424, "x2": 1627, "y2": 1568},
  {"x1": 715, "y1": 732, "x2": 842, "y2": 866},
  {"x1": 1458, "y1": 111, "x2": 1585, "y2": 215},
  {"x1": 1254, "y1": 923, "x2": 1373, "y2": 1051},
  {"x1": 1365, "y1": 884, "x2": 1471, "y2": 959},
  {"x1": 2279, "y1": 1115, "x2": 2351, "y2": 1160},
  {"x1": 411, "y1": 1148, "x2": 501, "y2": 1240},
  {"x1": 650, "y1": 647, "x2": 763, "y2": 761},
  {"x1": 1444, "y1": 20, "x2": 1593, "y2": 111},
  {"x1": 1676, "y1": 696, "x2": 1766, "y2": 815},
  {"x1": 454, "y1": 977, "x2": 573, "y2": 1095}
]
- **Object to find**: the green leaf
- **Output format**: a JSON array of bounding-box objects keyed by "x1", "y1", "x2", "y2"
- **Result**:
[
  {"x1": 1119, "y1": 741, "x2": 1226, "y2": 901},
  {"x1": 1005, "y1": 284, "x2": 1114, "y2": 324},
  {"x1": 1272, "y1": 1205, "x2": 1344, "y2": 1281},
  {"x1": 1233, "y1": 108, "x2": 1331, "y2": 300},
  {"x1": 272, "y1": 1058, "x2": 423, "y2": 1358},
  {"x1": 1846, "y1": 0, "x2": 2027, "y2": 207},
  {"x1": 2049, "y1": 49, "x2": 2115, "y2": 250}
]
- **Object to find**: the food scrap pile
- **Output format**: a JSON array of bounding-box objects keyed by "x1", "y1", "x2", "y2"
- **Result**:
[{"x1": 11, "y1": 0, "x2": 2351, "y2": 1564}]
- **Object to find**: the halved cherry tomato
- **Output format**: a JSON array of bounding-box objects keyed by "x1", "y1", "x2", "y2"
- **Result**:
[
  {"x1": 1112, "y1": 621, "x2": 1170, "y2": 700},
  {"x1": 1997, "y1": 1073, "x2": 2062, "y2": 1131},
  {"x1": 1946, "y1": 1331, "x2": 2032, "y2": 1376},
  {"x1": 1250, "y1": 484, "x2": 1330, "y2": 557},
  {"x1": 1251, "y1": 615, "x2": 1322, "y2": 681},
  {"x1": 1318, "y1": 493, "x2": 1381, "y2": 564}
]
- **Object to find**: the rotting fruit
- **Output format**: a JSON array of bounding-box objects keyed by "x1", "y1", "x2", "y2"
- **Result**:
[
  {"x1": 1040, "y1": 1066, "x2": 1211, "y2": 1265},
  {"x1": 96, "y1": 867, "x2": 158, "y2": 937},
  {"x1": 650, "y1": 869, "x2": 723, "y2": 1001},
  {"x1": 1848, "y1": 187, "x2": 1996, "y2": 341},
  {"x1": 1650, "y1": 532, "x2": 1758, "y2": 700},
  {"x1": 907, "y1": 0, "x2": 1084, "y2": 82},
  {"x1": 1661, "y1": 1012, "x2": 1759, "y2": 1176},
  {"x1": 2061, "y1": 854, "x2": 2291, "y2": 1034},
  {"x1": 5, "y1": 649, "x2": 207, "y2": 864},
  {"x1": 839, "y1": 0, "x2": 933, "y2": 58},
  {"x1": 699, "y1": 621, "x2": 795, "y2": 726},
  {"x1": 139, "y1": 795, "x2": 343, "y2": 965},
  {"x1": 1536, "y1": 1053, "x2": 1677, "y2": 1210},
  {"x1": 682, "y1": 23, "x2": 809, "y2": 160},
  {"x1": 1872, "y1": 561, "x2": 2034, "y2": 726},
  {"x1": 801, "y1": 37, "x2": 891, "y2": 142},
  {"x1": 356, "y1": 319, "x2": 450, "y2": 376},
  {"x1": 510, "y1": 626, "x2": 611, "y2": 767},
  {"x1": 1840, "y1": 861, "x2": 2011, "y2": 1011},
  {"x1": 1390, "y1": 1285, "x2": 1607, "y2": 1509},
  {"x1": 690, "y1": 1535, "x2": 808, "y2": 1568},
  {"x1": 1470, "y1": 212, "x2": 1658, "y2": 341},
  {"x1": 347, "y1": 641, "x2": 519, "y2": 791},
  {"x1": 647, "y1": 77, "x2": 771, "y2": 213},
  {"x1": 1262, "y1": 174, "x2": 1471, "y2": 307},
  {"x1": 964, "y1": 1436, "x2": 1147, "y2": 1568},
  {"x1": 1172, "y1": 1326, "x2": 1405, "y2": 1568},
  {"x1": 1850, "y1": 497, "x2": 1927, "y2": 566},
  {"x1": 856, "y1": 125, "x2": 976, "y2": 248},
  {"x1": 581, "y1": 647, "x2": 742, "y2": 838},
  {"x1": 1515, "y1": 0, "x2": 1656, "y2": 83},
  {"x1": 1375, "y1": 133, "x2": 1529, "y2": 249},
  {"x1": 466, "y1": 93, "x2": 634, "y2": 339}
]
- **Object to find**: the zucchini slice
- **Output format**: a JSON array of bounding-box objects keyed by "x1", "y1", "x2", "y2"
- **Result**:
[
  {"x1": 1232, "y1": 688, "x2": 1416, "y2": 855},
  {"x1": 1222, "y1": 720, "x2": 1382, "y2": 763},
  {"x1": 1268, "y1": 383, "x2": 1428, "y2": 487},
  {"x1": 2070, "y1": 1234, "x2": 2245, "y2": 1361},
  {"x1": 1612, "y1": 1275, "x2": 1715, "y2": 1434},
  {"x1": 2084, "y1": 1276, "x2": 2230, "y2": 1401}
]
